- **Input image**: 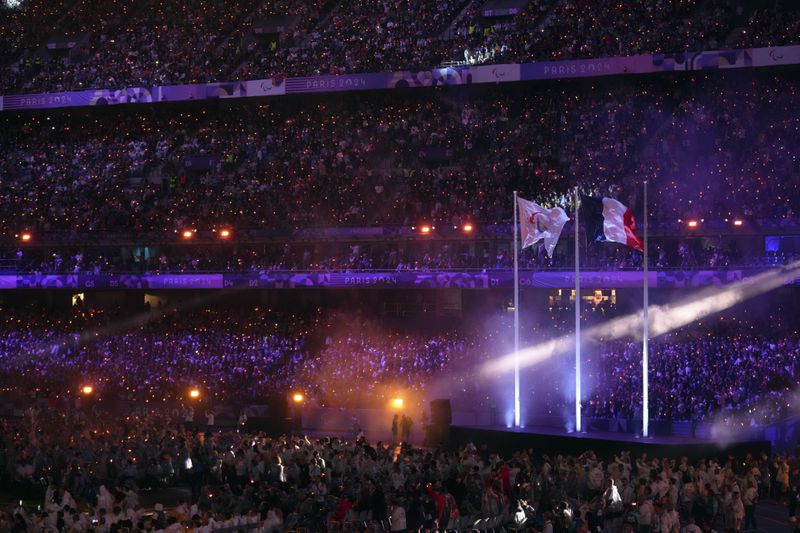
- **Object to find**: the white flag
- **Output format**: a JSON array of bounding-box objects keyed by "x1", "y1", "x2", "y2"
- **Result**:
[{"x1": 517, "y1": 196, "x2": 569, "y2": 257}]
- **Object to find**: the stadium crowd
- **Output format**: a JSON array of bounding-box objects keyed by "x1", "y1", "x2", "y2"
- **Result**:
[
  {"x1": 446, "y1": 0, "x2": 741, "y2": 68},
  {"x1": 0, "y1": 236, "x2": 768, "y2": 274},
  {"x1": 583, "y1": 335, "x2": 800, "y2": 422},
  {"x1": 2, "y1": 2, "x2": 800, "y2": 532},
  {"x1": 0, "y1": 408, "x2": 791, "y2": 533},
  {"x1": 2, "y1": 0, "x2": 800, "y2": 93},
  {"x1": 0, "y1": 303, "x2": 798, "y2": 426},
  {"x1": 2, "y1": 71, "x2": 800, "y2": 241}
]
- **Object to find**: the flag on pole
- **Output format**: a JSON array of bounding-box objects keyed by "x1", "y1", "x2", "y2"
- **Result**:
[
  {"x1": 516, "y1": 196, "x2": 569, "y2": 257},
  {"x1": 580, "y1": 195, "x2": 643, "y2": 251}
]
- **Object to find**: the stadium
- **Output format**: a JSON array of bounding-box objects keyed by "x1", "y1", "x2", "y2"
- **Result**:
[{"x1": 1, "y1": 0, "x2": 800, "y2": 531}]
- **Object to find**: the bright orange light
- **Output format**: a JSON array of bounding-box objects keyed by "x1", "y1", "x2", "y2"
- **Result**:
[
  {"x1": 420, "y1": 225, "x2": 431, "y2": 234},
  {"x1": 20, "y1": 233, "x2": 31, "y2": 242},
  {"x1": 81, "y1": 385, "x2": 93, "y2": 395},
  {"x1": 182, "y1": 230, "x2": 194, "y2": 239},
  {"x1": 189, "y1": 388, "x2": 200, "y2": 399},
  {"x1": 687, "y1": 220, "x2": 698, "y2": 228},
  {"x1": 292, "y1": 393, "x2": 304, "y2": 403},
  {"x1": 391, "y1": 397, "x2": 404, "y2": 409},
  {"x1": 219, "y1": 229, "x2": 231, "y2": 238},
  {"x1": 733, "y1": 219, "x2": 743, "y2": 227},
  {"x1": 463, "y1": 223, "x2": 473, "y2": 233}
]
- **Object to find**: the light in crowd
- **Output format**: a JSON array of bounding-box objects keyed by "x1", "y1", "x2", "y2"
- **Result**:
[
  {"x1": 687, "y1": 219, "x2": 698, "y2": 228},
  {"x1": 81, "y1": 385, "x2": 93, "y2": 395},
  {"x1": 182, "y1": 230, "x2": 194, "y2": 239},
  {"x1": 463, "y1": 223, "x2": 474, "y2": 233},
  {"x1": 19, "y1": 233, "x2": 31, "y2": 242},
  {"x1": 189, "y1": 388, "x2": 200, "y2": 399},
  {"x1": 292, "y1": 392, "x2": 304, "y2": 403},
  {"x1": 391, "y1": 397, "x2": 404, "y2": 409},
  {"x1": 733, "y1": 219, "x2": 744, "y2": 227}
]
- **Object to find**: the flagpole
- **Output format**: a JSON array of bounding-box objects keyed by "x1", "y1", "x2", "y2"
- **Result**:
[
  {"x1": 642, "y1": 180, "x2": 650, "y2": 438},
  {"x1": 513, "y1": 191, "x2": 521, "y2": 428},
  {"x1": 574, "y1": 187, "x2": 581, "y2": 433}
]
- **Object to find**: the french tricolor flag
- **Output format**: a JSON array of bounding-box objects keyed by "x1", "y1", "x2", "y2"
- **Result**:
[{"x1": 581, "y1": 195, "x2": 643, "y2": 251}]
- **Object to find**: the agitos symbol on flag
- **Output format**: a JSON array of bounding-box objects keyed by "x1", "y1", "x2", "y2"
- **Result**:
[{"x1": 516, "y1": 196, "x2": 570, "y2": 258}]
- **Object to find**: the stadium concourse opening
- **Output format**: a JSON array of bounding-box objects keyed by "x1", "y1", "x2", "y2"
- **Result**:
[{"x1": 3, "y1": 1, "x2": 800, "y2": 530}]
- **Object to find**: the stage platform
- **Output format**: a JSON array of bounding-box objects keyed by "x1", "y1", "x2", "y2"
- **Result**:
[{"x1": 449, "y1": 425, "x2": 770, "y2": 460}]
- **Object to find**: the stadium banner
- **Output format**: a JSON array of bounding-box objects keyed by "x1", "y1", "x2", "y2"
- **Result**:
[
  {"x1": 469, "y1": 63, "x2": 521, "y2": 84},
  {"x1": 244, "y1": 78, "x2": 285, "y2": 97},
  {"x1": 490, "y1": 271, "x2": 657, "y2": 288},
  {"x1": 3, "y1": 46, "x2": 800, "y2": 111},
  {"x1": 155, "y1": 78, "x2": 284, "y2": 102},
  {"x1": 15, "y1": 274, "x2": 81, "y2": 288},
  {"x1": 519, "y1": 45, "x2": 800, "y2": 81},
  {"x1": 521, "y1": 56, "x2": 654, "y2": 80},
  {"x1": 286, "y1": 67, "x2": 467, "y2": 94},
  {"x1": 0, "y1": 78, "x2": 284, "y2": 111},
  {"x1": 0, "y1": 87, "x2": 156, "y2": 110},
  {"x1": 285, "y1": 64, "x2": 521, "y2": 94},
  {"x1": 750, "y1": 45, "x2": 800, "y2": 67},
  {"x1": 1, "y1": 270, "x2": 758, "y2": 289},
  {"x1": 143, "y1": 274, "x2": 224, "y2": 289},
  {"x1": 656, "y1": 269, "x2": 744, "y2": 287}
]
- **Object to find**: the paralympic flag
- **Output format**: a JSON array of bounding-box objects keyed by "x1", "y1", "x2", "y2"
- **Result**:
[
  {"x1": 516, "y1": 196, "x2": 570, "y2": 257},
  {"x1": 580, "y1": 195, "x2": 643, "y2": 251}
]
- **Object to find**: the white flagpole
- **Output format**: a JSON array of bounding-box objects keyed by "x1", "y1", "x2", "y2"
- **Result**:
[
  {"x1": 513, "y1": 191, "x2": 521, "y2": 428},
  {"x1": 574, "y1": 187, "x2": 581, "y2": 433},
  {"x1": 642, "y1": 180, "x2": 650, "y2": 438}
]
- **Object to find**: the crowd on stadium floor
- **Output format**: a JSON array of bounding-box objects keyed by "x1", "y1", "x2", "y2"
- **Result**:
[{"x1": 0, "y1": 405, "x2": 792, "y2": 532}]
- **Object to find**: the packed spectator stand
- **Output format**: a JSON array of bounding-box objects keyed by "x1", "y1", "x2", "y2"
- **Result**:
[
  {"x1": 2, "y1": 71, "x2": 800, "y2": 243},
  {"x1": 0, "y1": 303, "x2": 797, "y2": 424},
  {"x1": 3, "y1": 1, "x2": 800, "y2": 531},
  {"x1": 2, "y1": 0, "x2": 800, "y2": 93}
]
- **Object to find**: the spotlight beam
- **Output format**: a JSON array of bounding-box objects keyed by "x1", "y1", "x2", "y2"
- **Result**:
[{"x1": 483, "y1": 261, "x2": 800, "y2": 375}]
